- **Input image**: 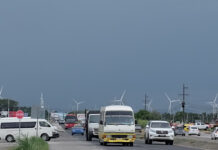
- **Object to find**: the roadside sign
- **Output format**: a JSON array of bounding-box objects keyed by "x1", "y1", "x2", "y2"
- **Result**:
[{"x1": 16, "y1": 110, "x2": 24, "y2": 119}]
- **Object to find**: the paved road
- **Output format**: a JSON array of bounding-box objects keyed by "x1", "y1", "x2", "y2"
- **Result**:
[{"x1": 49, "y1": 127, "x2": 200, "y2": 150}]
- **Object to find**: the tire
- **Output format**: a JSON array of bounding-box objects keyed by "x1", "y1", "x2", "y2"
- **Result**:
[
  {"x1": 103, "y1": 142, "x2": 107, "y2": 146},
  {"x1": 81, "y1": 133, "x2": 84, "y2": 136},
  {"x1": 165, "y1": 141, "x2": 169, "y2": 145},
  {"x1": 87, "y1": 134, "x2": 92, "y2": 141},
  {"x1": 72, "y1": 133, "x2": 74, "y2": 136},
  {"x1": 122, "y1": 143, "x2": 126, "y2": 146},
  {"x1": 41, "y1": 134, "x2": 50, "y2": 141},
  {"x1": 169, "y1": 141, "x2": 174, "y2": 145},
  {"x1": 99, "y1": 139, "x2": 103, "y2": 145},
  {"x1": 129, "y1": 142, "x2": 133, "y2": 147},
  {"x1": 148, "y1": 139, "x2": 152, "y2": 144},
  {"x1": 198, "y1": 134, "x2": 200, "y2": 136},
  {"x1": 5, "y1": 135, "x2": 15, "y2": 143}
]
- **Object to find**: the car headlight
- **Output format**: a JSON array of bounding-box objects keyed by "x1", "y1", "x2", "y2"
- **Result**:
[
  {"x1": 150, "y1": 129, "x2": 156, "y2": 133},
  {"x1": 168, "y1": 130, "x2": 173, "y2": 134}
]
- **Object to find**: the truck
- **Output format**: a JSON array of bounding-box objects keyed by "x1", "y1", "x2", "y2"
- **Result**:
[
  {"x1": 194, "y1": 122, "x2": 209, "y2": 130},
  {"x1": 98, "y1": 105, "x2": 136, "y2": 146},
  {"x1": 85, "y1": 110, "x2": 100, "y2": 141}
]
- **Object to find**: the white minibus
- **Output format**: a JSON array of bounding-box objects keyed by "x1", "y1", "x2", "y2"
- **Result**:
[{"x1": 0, "y1": 117, "x2": 59, "y2": 142}]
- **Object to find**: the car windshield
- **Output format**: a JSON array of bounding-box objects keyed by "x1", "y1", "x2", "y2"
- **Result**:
[
  {"x1": 105, "y1": 116, "x2": 134, "y2": 125},
  {"x1": 89, "y1": 115, "x2": 100, "y2": 123},
  {"x1": 151, "y1": 122, "x2": 170, "y2": 128}
]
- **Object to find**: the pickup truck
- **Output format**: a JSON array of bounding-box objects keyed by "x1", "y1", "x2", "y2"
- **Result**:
[{"x1": 195, "y1": 122, "x2": 209, "y2": 130}]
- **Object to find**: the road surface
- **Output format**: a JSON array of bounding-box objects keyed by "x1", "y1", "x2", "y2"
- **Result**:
[{"x1": 49, "y1": 127, "x2": 200, "y2": 150}]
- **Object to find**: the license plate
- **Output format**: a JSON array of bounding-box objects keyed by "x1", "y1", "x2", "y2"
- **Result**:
[
  {"x1": 159, "y1": 135, "x2": 166, "y2": 137},
  {"x1": 117, "y1": 138, "x2": 123, "y2": 140}
]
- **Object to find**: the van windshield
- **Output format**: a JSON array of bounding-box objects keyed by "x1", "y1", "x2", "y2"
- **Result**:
[
  {"x1": 151, "y1": 122, "x2": 170, "y2": 128},
  {"x1": 105, "y1": 116, "x2": 134, "y2": 125},
  {"x1": 89, "y1": 115, "x2": 100, "y2": 123}
]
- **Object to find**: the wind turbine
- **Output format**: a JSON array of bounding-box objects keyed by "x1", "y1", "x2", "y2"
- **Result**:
[
  {"x1": 40, "y1": 93, "x2": 45, "y2": 109},
  {"x1": 165, "y1": 93, "x2": 180, "y2": 115},
  {"x1": 112, "y1": 90, "x2": 126, "y2": 105},
  {"x1": 73, "y1": 99, "x2": 84, "y2": 112},
  {"x1": 0, "y1": 86, "x2": 3, "y2": 99},
  {"x1": 208, "y1": 93, "x2": 218, "y2": 118}
]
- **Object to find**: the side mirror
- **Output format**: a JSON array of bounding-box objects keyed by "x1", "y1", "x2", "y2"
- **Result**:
[
  {"x1": 146, "y1": 125, "x2": 149, "y2": 128},
  {"x1": 135, "y1": 120, "x2": 138, "y2": 124},
  {"x1": 100, "y1": 120, "x2": 103, "y2": 125}
]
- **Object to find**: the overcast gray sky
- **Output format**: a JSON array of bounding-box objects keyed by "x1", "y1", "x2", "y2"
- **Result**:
[{"x1": 0, "y1": 0, "x2": 218, "y2": 113}]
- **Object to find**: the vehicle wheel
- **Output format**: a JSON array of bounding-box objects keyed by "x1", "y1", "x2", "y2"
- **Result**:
[
  {"x1": 87, "y1": 134, "x2": 92, "y2": 141},
  {"x1": 175, "y1": 134, "x2": 177, "y2": 136},
  {"x1": 41, "y1": 134, "x2": 50, "y2": 141},
  {"x1": 198, "y1": 134, "x2": 200, "y2": 136},
  {"x1": 145, "y1": 139, "x2": 148, "y2": 144},
  {"x1": 188, "y1": 134, "x2": 190, "y2": 136},
  {"x1": 103, "y1": 142, "x2": 107, "y2": 146},
  {"x1": 148, "y1": 139, "x2": 152, "y2": 144},
  {"x1": 211, "y1": 137, "x2": 214, "y2": 140},
  {"x1": 81, "y1": 133, "x2": 84, "y2": 136},
  {"x1": 72, "y1": 133, "x2": 74, "y2": 136},
  {"x1": 169, "y1": 141, "x2": 174, "y2": 145},
  {"x1": 215, "y1": 137, "x2": 217, "y2": 140},
  {"x1": 129, "y1": 142, "x2": 133, "y2": 146},
  {"x1": 122, "y1": 143, "x2": 126, "y2": 146},
  {"x1": 99, "y1": 139, "x2": 103, "y2": 145},
  {"x1": 165, "y1": 141, "x2": 169, "y2": 145},
  {"x1": 5, "y1": 135, "x2": 15, "y2": 143},
  {"x1": 183, "y1": 134, "x2": 186, "y2": 136}
]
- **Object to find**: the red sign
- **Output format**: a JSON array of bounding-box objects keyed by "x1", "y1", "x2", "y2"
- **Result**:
[{"x1": 16, "y1": 110, "x2": 24, "y2": 119}]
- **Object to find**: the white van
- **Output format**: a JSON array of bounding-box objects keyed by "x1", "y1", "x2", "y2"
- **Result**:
[
  {"x1": 0, "y1": 117, "x2": 59, "y2": 142},
  {"x1": 98, "y1": 105, "x2": 135, "y2": 146}
]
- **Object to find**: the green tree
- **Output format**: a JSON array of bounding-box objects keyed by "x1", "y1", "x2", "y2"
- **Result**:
[{"x1": 0, "y1": 99, "x2": 18, "y2": 111}]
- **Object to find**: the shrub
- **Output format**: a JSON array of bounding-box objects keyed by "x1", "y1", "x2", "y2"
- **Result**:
[
  {"x1": 14, "y1": 136, "x2": 49, "y2": 150},
  {"x1": 137, "y1": 119, "x2": 148, "y2": 128}
]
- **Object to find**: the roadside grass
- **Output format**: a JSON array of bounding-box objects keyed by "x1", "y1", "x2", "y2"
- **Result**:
[
  {"x1": 13, "y1": 136, "x2": 49, "y2": 150},
  {"x1": 175, "y1": 137, "x2": 218, "y2": 150}
]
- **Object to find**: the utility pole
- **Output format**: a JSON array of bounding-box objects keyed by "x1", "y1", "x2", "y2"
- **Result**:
[
  {"x1": 144, "y1": 94, "x2": 148, "y2": 111},
  {"x1": 179, "y1": 84, "x2": 189, "y2": 124}
]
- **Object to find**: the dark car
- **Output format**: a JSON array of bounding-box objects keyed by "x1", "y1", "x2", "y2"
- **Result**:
[{"x1": 174, "y1": 126, "x2": 185, "y2": 136}]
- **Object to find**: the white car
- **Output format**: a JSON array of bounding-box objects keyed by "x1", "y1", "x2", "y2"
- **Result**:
[
  {"x1": 144, "y1": 121, "x2": 174, "y2": 145},
  {"x1": 188, "y1": 126, "x2": 200, "y2": 136},
  {"x1": 211, "y1": 127, "x2": 218, "y2": 140}
]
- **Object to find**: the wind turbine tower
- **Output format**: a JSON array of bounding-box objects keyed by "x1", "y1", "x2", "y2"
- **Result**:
[
  {"x1": 208, "y1": 93, "x2": 218, "y2": 119},
  {"x1": 165, "y1": 93, "x2": 180, "y2": 115}
]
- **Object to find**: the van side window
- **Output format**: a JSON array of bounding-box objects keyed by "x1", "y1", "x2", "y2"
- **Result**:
[
  {"x1": 39, "y1": 121, "x2": 51, "y2": 127},
  {"x1": 1, "y1": 122, "x2": 19, "y2": 129},
  {"x1": 21, "y1": 122, "x2": 36, "y2": 128}
]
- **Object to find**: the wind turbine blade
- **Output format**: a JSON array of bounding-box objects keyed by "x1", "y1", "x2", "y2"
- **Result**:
[
  {"x1": 120, "y1": 90, "x2": 126, "y2": 101},
  {"x1": 164, "y1": 93, "x2": 171, "y2": 102},
  {"x1": 214, "y1": 93, "x2": 218, "y2": 103},
  {"x1": 73, "y1": 99, "x2": 78, "y2": 104},
  {"x1": 0, "y1": 86, "x2": 3, "y2": 98}
]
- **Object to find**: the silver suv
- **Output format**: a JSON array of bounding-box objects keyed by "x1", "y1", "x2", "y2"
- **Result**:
[{"x1": 144, "y1": 121, "x2": 174, "y2": 145}]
